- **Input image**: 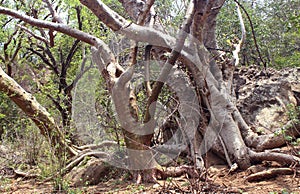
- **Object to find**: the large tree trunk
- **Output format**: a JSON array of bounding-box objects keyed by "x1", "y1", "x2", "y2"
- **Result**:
[
  {"x1": 191, "y1": 0, "x2": 252, "y2": 169},
  {"x1": 1, "y1": 0, "x2": 300, "y2": 185},
  {"x1": 117, "y1": 0, "x2": 252, "y2": 170}
]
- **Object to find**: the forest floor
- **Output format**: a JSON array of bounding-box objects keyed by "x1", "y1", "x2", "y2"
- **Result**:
[{"x1": 1, "y1": 164, "x2": 299, "y2": 193}]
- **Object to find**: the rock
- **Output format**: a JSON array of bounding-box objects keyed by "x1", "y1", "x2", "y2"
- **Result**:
[
  {"x1": 66, "y1": 157, "x2": 110, "y2": 186},
  {"x1": 234, "y1": 66, "x2": 300, "y2": 134},
  {"x1": 152, "y1": 183, "x2": 161, "y2": 189}
]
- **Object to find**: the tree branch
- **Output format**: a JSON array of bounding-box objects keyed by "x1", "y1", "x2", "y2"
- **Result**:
[
  {"x1": 16, "y1": 24, "x2": 50, "y2": 45},
  {"x1": 144, "y1": 0, "x2": 195, "y2": 124},
  {"x1": 0, "y1": 65, "x2": 77, "y2": 157},
  {"x1": 137, "y1": 0, "x2": 155, "y2": 25},
  {"x1": 65, "y1": 40, "x2": 80, "y2": 69},
  {"x1": 231, "y1": 2, "x2": 246, "y2": 66},
  {"x1": 0, "y1": 6, "x2": 114, "y2": 65},
  {"x1": 233, "y1": 0, "x2": 266, "y2": 69},
  {"x1": 27, "y1": 47, "x2": 59, "y2": 76},
  {"x1": 42, "y1": 0, "x2": 64, "y2": 23},
  {"x1": 79, "y1": 0, "x2": 175, "y2": 48}
]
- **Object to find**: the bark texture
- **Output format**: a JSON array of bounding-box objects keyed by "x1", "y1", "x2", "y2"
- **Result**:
[{"x1": 0, "y1": 65, "x2": 76, "y2": 156}]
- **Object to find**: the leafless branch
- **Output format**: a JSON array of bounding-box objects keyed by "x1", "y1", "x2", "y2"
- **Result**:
[
  {"x1": 17, "y1": 24, "x2": 50, "y2": 45},
  {"x1": 232, "y1": 2, "x2": 246, "y2": 66},
  {"x1": 137, "y1": 0, "x2": 155, "y2": 25},
  {"x1": 233, "y1": 0, "x2": 267, "y2": 69},
  {"x1": 42, "y1": 0, "x2": 63, "y2": 23},
  {"x1": 27, "y1": 47, "x2": 59, "y2": 75},
  {"x1": 144, "y1": 0, "x2": 195, "y2": 124}
]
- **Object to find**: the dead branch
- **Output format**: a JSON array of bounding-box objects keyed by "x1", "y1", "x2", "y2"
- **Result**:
[
  {"x1": 232, "y1": 2, "x2": 246, "y2": 66},
  {"x1": 246, "y1": 168, "x2": 293, "y2": 182},
  {"x1": 0, "y1": 6, "x2": 111, "y2": 58}
]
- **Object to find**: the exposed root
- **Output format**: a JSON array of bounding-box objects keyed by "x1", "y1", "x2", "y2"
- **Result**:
[
  {"x1": 0, "y1": 167, "x2": 37, "y2": 179},
  {"x1": 135, "y1": 169, "x2": 157, "y2": 184},
  {"x1": 155, "y1": 165, "x2": 203, "y2": 180},
  {"x1": 246, "y1": 122, "x2": 300, "y2": 151},
  {"x1": 73, "y1": 140, "x2": 118, "y2": 151},
  {"x1": 249, "y1": 149, "x2": 300, "y2": 166},
  {"x1": 41, "y1": 151, "x2": 109, "y2": 183},
  {"x1": 246, "y1": 168, "x2": 293, "y2": 182}
]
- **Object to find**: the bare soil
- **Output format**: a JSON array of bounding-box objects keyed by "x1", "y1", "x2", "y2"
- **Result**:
[{"x1": 1, "y1": 165, "x2": 299, "y2": 193}]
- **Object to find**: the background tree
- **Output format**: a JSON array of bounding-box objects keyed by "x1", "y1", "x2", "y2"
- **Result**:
[{"x1": 217, "y1": 0, "x2": 300, "y2": 68}]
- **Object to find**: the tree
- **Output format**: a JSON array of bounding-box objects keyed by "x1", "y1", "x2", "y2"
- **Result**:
[
  {"x1": 217, "y1": 0, "x2": 300, "y2": 68},
  {"x1": 0, "y1": 0, "x2": 299, "y2": 184}
]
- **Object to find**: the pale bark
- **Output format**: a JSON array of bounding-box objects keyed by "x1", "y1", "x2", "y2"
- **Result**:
[
  {"x1": 1, "y1": 0, "x2": 299, "y2": 183},
  {"x1": 0, "y1": 65, "x2": 76, "y2": 156}
]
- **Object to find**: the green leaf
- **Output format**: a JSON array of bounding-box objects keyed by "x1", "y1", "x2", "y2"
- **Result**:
[{"x1": 0, "y1": 113, "x2": 6, "y2": 119}]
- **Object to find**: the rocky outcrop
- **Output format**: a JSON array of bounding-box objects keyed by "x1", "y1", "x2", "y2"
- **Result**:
[{"x1": 234, "y1": 66, "x2": 300, "y2": 134}]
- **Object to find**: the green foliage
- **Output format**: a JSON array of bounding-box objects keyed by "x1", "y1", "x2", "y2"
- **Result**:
[
  {"x1": 217, "y1": 0, "x2": 300, "y2": 69},
  {"x1": 287, "y1": 104, "x2": 300, "y2": 122},
  {"x1": 274, "y1": 51, "x2": 300, "y2": 69},
  {"x1": 155, "y1": 0, "x2": 186, "y2": 34},
  {"x1": 275, "y1": 104, "x2": 300, "y2": 145},
  {"x1": 53, "y1": 176, "x2": 71, "y2": 192}
]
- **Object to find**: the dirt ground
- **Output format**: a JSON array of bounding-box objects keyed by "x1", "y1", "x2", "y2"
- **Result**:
[{"x1": 1, "y1": 165, "x2": 299, "y2": 194}]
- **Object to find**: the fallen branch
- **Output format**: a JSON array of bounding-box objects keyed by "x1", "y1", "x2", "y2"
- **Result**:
[
  {"x1": 0, "y1": 167, "x2": 38, "y2": 179},
  {"x1": 14, "y1": 170, "x2": 38, "y2": 179},
  {"x1": 155, "y1": 165, "x2": 203, "y2": 180},
  {"x1": 73, "y1": 140, "x2": 118, "y2": 151},
  {"x1": 41, "y1": 151, "x2": 109, "y2": 183},
  {"x1": 246, "y1": 168, "x2": 293, "y2": 182}
]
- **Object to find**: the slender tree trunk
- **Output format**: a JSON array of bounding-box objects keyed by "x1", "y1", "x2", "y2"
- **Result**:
[{"x1": 0, "y1": 65, "x2": 77, "y2": 157}]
